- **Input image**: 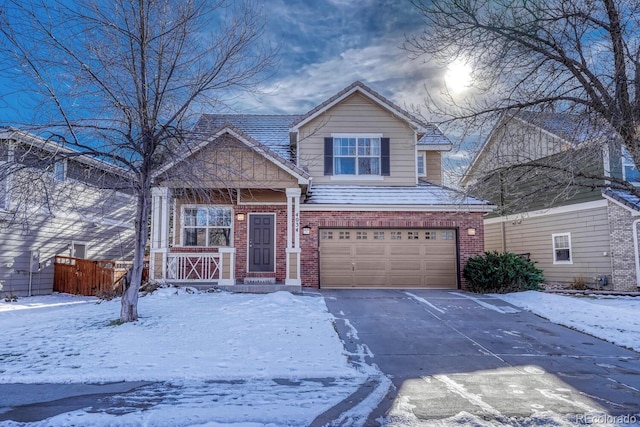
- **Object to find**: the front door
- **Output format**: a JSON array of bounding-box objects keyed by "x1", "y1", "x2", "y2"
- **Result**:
[{"x1": 249, "y1": 214, "x2": 275, "y2": 272}]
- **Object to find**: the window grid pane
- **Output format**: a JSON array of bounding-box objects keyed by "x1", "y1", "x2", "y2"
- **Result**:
[
  {"x1": 183, "y1": 206, "x2": 232, "y2": 247},
  {"x1": 333, "y1": 136, "x2": 381, "y2": 176}
]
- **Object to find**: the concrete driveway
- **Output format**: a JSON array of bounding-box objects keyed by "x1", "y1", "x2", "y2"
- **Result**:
[{"x1": 320, "y1": 289, "x2": 640, "y2": 425}]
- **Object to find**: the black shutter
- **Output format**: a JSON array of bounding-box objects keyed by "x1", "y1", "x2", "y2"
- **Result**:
[
  {"x1": 324, "y1": 137, "x2": 333, "y2": 175},
  {"x1": 381, "y1": 137, "x2": 390, "y2": 176}
]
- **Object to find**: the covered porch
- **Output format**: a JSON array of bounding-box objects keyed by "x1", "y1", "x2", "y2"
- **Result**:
[{"x1": 149, "y1": 186, "x2": 306, "y2": 290}]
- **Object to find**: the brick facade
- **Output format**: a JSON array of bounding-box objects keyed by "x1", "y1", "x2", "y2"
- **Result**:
[
  {"x1": 167, "y1": 205, "x2": 486, "y2": 289},
  {"x1": 607, "y1": 200, "x2": 640, "y2": 291},
  {"x1": 299, "y1": 210, "x2": 485, "y2": 289}
]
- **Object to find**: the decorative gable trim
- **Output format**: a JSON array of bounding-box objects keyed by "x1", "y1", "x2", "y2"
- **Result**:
[
  {"x1": 289, "y1": 81, "x2": 428, "y2": 133},
  {"x1": 153, "y1": 124, "x2": 310, "y2": 185}
]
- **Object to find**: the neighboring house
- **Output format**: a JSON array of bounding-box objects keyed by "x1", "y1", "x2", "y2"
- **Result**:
[
  {"x1": 149, "y1": 81, "x2": 492, "y2": 290},
  {"x1": 0, "y1": 128, "x2": 136, "y2": 297},
  {"x1": 462, "y1": 110, "x2": 640, "y2": 291}
]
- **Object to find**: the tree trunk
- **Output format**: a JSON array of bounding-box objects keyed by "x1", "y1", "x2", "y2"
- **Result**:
[{"x1": 120, "y1": 185, "x2": 151, "y2": 322}]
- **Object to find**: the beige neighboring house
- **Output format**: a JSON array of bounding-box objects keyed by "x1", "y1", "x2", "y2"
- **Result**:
[
  {"x1": 0, "y1": 128, "x2": 136, "y2": 297},
  {"x1": 149, "y1": 81, "x2": 493, "y2": 290},
  {"x1": 462, "y1": 111, "x2": 640, "y2": 291}
]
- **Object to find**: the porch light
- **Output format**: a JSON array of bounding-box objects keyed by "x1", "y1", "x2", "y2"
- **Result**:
[
  {"x1": 302, "y1": 225, "x2": 311, "y2": 235},
  {"x1": 467, "y1": 227, "x2": 476, "y2": 236},
  {"x1": 236, "y1": 213, "x2": 245, "y2": 221}
]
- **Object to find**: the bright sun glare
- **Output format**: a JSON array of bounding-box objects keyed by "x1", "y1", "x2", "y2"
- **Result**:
[{"x1": 444, "y1": 60, "x2": 473, "y2": 94}]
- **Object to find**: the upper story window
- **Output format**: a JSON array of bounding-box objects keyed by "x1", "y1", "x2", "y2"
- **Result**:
[
  {"x1": 324, "y1": 135, "x2": 390, "y2": 177},
  {"x1": 53, "y1": 160, "x2": 67, "y2": 182},
  {"x1": 333, "y1": 136, "x2": 380, "y2": 175},
  {"x1": 0, "y1": 173, "x2": 7, "y2": 210},
  {"x1": 182, "y1": 206, "x2": 232, "y2": 247},
  {"x1": 417, "y1": 153, "x2": 426, "y2": 176},
  {"x1": 622, "y1": 147, "x2": 640, "y2": 186}
]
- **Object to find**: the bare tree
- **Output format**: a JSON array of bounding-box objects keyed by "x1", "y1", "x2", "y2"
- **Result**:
[
  {"x1": 0, "y1": 0, "x2": 275, "y2": 321},
  {"x1": 406, "y1": 0, "x2": 640, "y2": 197}
]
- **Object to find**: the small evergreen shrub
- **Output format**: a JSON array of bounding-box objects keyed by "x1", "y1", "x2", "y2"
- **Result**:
[{"x1": 463, "y1": 251, "x2": 544, "y2": 294}]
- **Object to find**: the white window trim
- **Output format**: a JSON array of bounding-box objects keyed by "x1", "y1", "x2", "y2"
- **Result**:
[
  {"x1": 181, "y1": 204, "x2": 234, "y2": 248},
  {"x1": 0, "y1": 142, "x2": 14, "y2": 211},
  {"x1": 70, "y1": 240, "x2": 89, "y2": 259},
  {"x1": 53, "y1": 159, "x2": 67, "y2": 182},
  {"x1": 552, "y1": 232, "x2": 573, "y2": 264},
  {"x1": 417, "y1": 152, "x2": 427, "y2": 177},
  {"x1": 331, "y1": 133, "x2": 383, "y2": 177},
  {"x1": 621, "y1": 147, "x2": 640, "y2": 186}
]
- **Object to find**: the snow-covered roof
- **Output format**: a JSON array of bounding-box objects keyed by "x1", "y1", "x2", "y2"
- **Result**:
[
  {"x1": 417, "y1": 124, "x2": 452, "y2": 147},
  {"x1": 193, "y1": 114, "x2": 301, "y2": 161},
  {"x1": 304, "y1": 182, "x2": 493, "y2": 211},
  {"x1": 603, "y1": 189, "x2": 640, "y2": 212}
]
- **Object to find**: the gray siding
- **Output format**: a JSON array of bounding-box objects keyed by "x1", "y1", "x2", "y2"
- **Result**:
[
  {"x1": 298, "y1": 93, "x2": 418, "y2": 186},
  {"x1": 484, "y1": 204, "x2": 612, "y2": 285},
  {"x1": 0, "y1": 169, "x2": 135, "y2": 297}
]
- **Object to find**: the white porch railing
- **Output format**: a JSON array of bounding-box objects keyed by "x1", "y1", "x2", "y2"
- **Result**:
[{"x1": 166, "y1": 253, "x2": 220, "y2": 281}]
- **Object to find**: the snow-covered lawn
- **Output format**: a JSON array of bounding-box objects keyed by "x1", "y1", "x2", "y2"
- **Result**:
[
  {"x1": 495, "y1": 291, "x2": 640, "y2": 352},
  {"x1": 0, "y1": 288, "x2": 368, "y2": 426}
]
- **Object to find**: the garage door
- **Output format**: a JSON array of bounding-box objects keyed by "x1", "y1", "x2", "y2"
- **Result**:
[{"x1": 319, "y1": 228, "x2": 458, "y2": 289}]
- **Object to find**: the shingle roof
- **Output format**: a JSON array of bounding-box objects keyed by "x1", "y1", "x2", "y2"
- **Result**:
[
  {"x1": 304, "y1": 182, "x2": 492, "y2": 210},
  {"x1": 603, "y1": 189, "x2": 640, "y2": 211},
  {"x1": 417, "y1": 125, "x2": 452, "y2": 146},
  {"x1": 193, "y1": 114, "x2": 301, "y2": 161}
]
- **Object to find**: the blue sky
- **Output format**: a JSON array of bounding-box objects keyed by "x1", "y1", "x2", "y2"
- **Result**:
[{"x1": 234, "y1": 0, "x2": 445, "y2": 115}]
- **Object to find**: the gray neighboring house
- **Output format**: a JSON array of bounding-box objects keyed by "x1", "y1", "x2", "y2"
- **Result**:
[
  {"x1": 0, "y1": 128, "x2": 136, "y2": 297},
  {"x1": 462, "y1": 111, "x2": 640, "y2": 291}
]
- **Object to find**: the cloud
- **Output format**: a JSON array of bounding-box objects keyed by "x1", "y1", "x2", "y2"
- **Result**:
[{"x1": 233, "y1": 34, "x2": 444, "y2": 115}]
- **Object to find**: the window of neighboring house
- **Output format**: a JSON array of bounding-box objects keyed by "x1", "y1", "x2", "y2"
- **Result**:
[
  {"x1": 324, "y1": 135, "x2": 390, "y2": 176},
  {"x1": 417, "y1": 153, "x2": 426, "y2": 177},
  {"x1": 182, "y1": 206, "x2": 232, "y2": 247},
  {"x1": 70, "y1": 241, "x2": 88, "y2": 258},
  {"x1": 0, "y1": 173, "x2": 7, "y2": 210},
  {"x1": 552, "y1": 233, "x2": 572, "y2": 264},
  {"x1": 622, "y1": 147, "x2": 640, "y2": 186},
  {"x1": 53, "y1": 160, "x2": 67, "y2": 182}
]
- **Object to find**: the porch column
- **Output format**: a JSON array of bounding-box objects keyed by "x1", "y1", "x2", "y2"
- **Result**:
[
  {"x1": 285, "y1": 187, "x2": 302, "y2": 286},
  {"x1": 149, "y1": 186, "x2": 171, "y2": 281}
]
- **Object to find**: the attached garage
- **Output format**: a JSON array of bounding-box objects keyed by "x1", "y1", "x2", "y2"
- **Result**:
[{"x1": 319, "y1": 228, "x2": 458, "y2": 289}]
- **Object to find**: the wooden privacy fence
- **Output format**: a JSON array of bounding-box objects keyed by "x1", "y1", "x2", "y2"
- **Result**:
[{"x1": 53, "y1": 256, "x2": 149, "y2": 296}]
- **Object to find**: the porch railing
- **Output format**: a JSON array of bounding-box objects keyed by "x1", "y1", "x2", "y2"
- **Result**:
[{"x1": 166, "y1": 252, "x2": 220, "y2": 281}]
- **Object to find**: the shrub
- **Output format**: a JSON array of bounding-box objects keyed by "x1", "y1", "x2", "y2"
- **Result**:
[{"x1": 463, "y1": 251, "x2": 544, "y2": 294}]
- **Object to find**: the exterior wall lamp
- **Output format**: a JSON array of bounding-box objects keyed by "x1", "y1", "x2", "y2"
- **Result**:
[
  {"x1": 302, "y1": 225, "x2": 311, "y2": 235},
  {"x1": 467, "y1": 227, "x2": 476, "y2": 236},
  {"x1": 236, "y1": 213, "x2": 245, "y2": 221}
]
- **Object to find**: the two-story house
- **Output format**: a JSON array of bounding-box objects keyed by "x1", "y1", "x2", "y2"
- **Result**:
[
  {"x1": 0, "y1": 128, "x2": 136, "y2": 297},
  {"x1": 462, "y1": 110, "x2": 640, "y2": 291},
  {"x1": 148, "y1": 82, "x2": 492, "y2": 290}
]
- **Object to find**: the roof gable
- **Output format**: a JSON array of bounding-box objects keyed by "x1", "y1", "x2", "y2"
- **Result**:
[
  {"x1": 461, "y1": 111, "x2": 615, "y2": 186},
  {"x1": 290, "y1": 81, "x2": 430, "y2": 133},
  {"x1": 154, "y1": 124, "x2": 309, "y2": 185}
]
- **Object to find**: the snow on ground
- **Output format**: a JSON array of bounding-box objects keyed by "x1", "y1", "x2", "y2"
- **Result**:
[
  {"x1": 1, "y1": 289, "x2": 638, "y2": 426},
  {"x1": 494, "y1": 291, "x2": 640, "y2": 352},
  {"x1": 0, "y1": 288, "x2": 368, "y2": 426}
]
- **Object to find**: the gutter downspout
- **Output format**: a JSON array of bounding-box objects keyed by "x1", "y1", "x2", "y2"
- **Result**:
[{"x1": 633, "y1": 219, "x2": 640, "y2": 287}]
